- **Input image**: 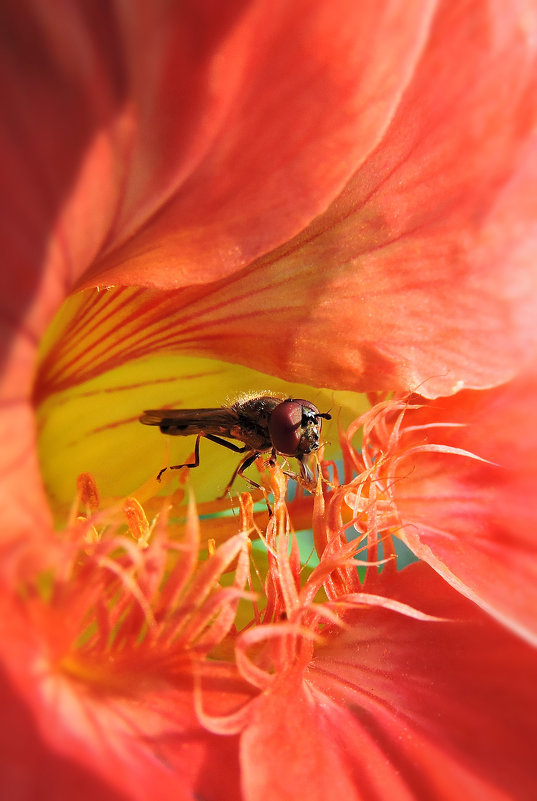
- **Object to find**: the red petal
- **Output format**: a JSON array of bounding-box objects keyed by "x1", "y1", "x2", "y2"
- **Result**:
[
  {"x1": 66, "y1": 1, "x2": 537, "y2": 397},
  {"x1": 78, "y1": 0, "x2": 435, "y2": 289},
  {"x1": 0, "y1": 670, "x2": 243, "y2": 801},
  {"x1": 9, "y1": 3, "x2": 537, "y2": 406},
  {"x1": 242, "y1": 563, "x2": 537, "y2": 801},
  {"x1": 388, "y1": 370, "x2": 537, "y2": 644},
  {"x1": 0, "y1": 600, "x2": 247, "y2": 801},
  {"x1": 0, "y1": 397, "x2": 53, "y2": 561},
  {"x1": 2, "y1": 0, "x2": 432, "y2": 307},
  {"x1": 0, "y1": 666, "x2": 130, "y2": 801}
]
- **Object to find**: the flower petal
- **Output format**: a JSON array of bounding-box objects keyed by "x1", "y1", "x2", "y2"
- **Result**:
[
  {"x1": 0, "y1": 665, "x2": 131, "y2": 801},
  {"x1": 77, "y1": 0, "x2": 436, "y2": 289},
  {"x1": 2, "y1": 0, "x2": 434, "y2": 309},
  {"x1": 0, "y1": 396, "x2": 53, "y2": 562},
  {"x1": 387, "y1": 369, "x2": 537, "y2": 644},
  {"x1": 0, "y1": 655, "x2": 243, "y2": 801},
  {"x1": 242, "y1": 562, "x2": 537, "y2": 801},
  {"x1": 63, "y1": 1, "x2": 537, "y2": 398},
  {"x1": 0, "y1": 574, "x2": 251, "y2": 801}
]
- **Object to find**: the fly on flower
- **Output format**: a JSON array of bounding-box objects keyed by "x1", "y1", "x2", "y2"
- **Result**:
[{"x1": 140, "y1": 394, "x2": 331, "y2": 494}]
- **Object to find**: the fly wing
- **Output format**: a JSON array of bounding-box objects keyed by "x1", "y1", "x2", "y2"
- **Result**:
[{"x1": 140, "y1": 407, "x2": 239, "y2": 437}]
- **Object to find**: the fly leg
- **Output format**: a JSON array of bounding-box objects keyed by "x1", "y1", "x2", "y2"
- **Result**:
[
  {"x1": 282, "y1": 456, "x2": 317, "y2": 494},
  {"x1": 157, "y1": 434, "x2": 249, "y2": 481},
  {"x1": 220, "y1": 451, "x2": 276, "y2": 516},
  {"x1": 157, "y1": 433, "x2": 201, "y2": 481},
  {"x1": 218, "y1": 450, "x2": 260, "y2": 498}
]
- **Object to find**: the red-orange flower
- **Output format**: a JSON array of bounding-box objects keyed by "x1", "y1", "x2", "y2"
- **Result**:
[
  {"x1": 2, "y1": 473, "x2": 537, "y2": 801},
  {"x1": 2, "y1": 2, "x2": 537, "y2": 800}
]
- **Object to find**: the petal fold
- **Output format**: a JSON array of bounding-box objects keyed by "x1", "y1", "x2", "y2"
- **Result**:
[
  {"x1": 242, "y1": 563, "x2": 537, "y2": 801},
  {"x1": 68, "y1": 1, "x2": 537, "y2": 397},
  {"x1": 380, "y1": 370, "x2": 537, "y2": 644}
]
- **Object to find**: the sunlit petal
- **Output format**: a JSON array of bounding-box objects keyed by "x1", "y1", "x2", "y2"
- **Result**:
[
  {"x1": 344, "y1": 369, "x2": 537, "y2": 644},
  {"x1": 60, "y1": 1, "x2": 537, "y2": 398},
  {"x1": 241, "y1": 563, "x2": 537, "y2": 801}
]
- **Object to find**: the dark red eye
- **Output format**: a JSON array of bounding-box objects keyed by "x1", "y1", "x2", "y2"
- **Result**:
[
  {"x1": 268, "y1": 400, "x2": 304, "y2": 455},
  {"x1": 268, "y1": 399, "x2": 322, "y2": 456}
]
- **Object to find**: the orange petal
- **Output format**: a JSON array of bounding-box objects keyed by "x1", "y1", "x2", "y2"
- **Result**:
[
  {"x1": 243, "y1": 562, "x2": 537, "y2": 801},
  {"x1": 67, "y1": 2, "x2": 537, "y2": 398},
  {"x1": 0, "y1": 399, "x2": 54, "y2": 565},
  {"x1": 0, "y1": 634, "x2": 244, "y2": 801},
  {"x1": 1, "y1": 0, "x2": 434, "y2": 320},
  {"x1": 0, "y1": 529, "x2": 251, "y2": 801},
  {"x1": 387, "y1": 369, "x2": 537, "y2": 644},
  {"x1": 78, "y1": 0, "x2": 435, "y2": 289}
]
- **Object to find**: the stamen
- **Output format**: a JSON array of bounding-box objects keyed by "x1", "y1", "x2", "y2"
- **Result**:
[
  {"x1": 77, "y1": 472, "x2": 100, "y2": 513},
  {"x1": 123, "y1": 497, "x2": 152, "y2": 547}
]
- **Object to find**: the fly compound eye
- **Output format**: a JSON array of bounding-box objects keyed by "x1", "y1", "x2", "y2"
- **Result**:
[
  {"x1": 268, "y1": 400, "x2": 305, "y2": 455},
  {"x1": 268, "y1": 399, "x2": 323, "y2": 456}
]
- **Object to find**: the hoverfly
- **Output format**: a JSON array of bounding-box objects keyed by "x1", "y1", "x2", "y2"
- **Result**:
[{"x1": 140, "y1": 394, "x2": 331, "y2": 496}]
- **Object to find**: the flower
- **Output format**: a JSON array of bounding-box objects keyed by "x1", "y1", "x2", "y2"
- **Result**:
[
  {"x1": 2, "y1": 465, "x2": 537, "y2": 801},
  {"x1": 2, "y1": 2, "x2": 537, "y2": 800}
]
